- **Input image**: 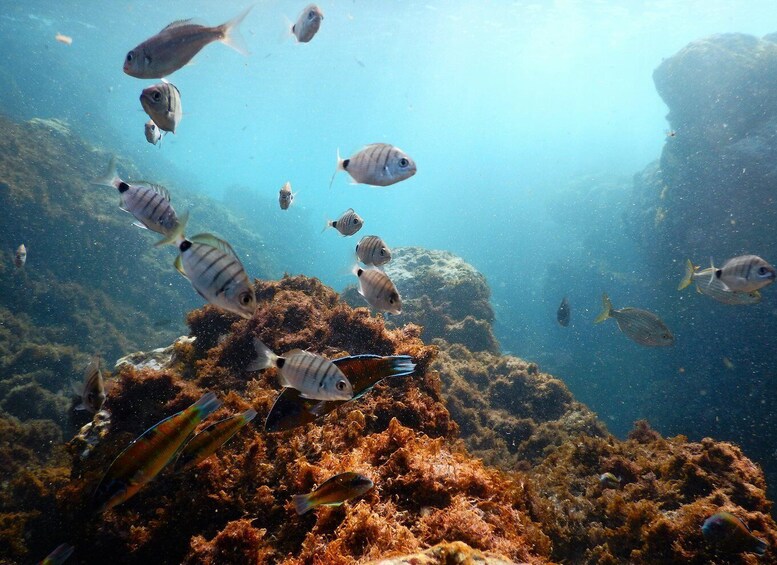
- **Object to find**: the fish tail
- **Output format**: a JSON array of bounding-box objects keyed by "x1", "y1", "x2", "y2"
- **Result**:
[
  {"x1": 328, "y1": 148, "x2": 343, "y2": 190},
  {"x1": 241, "y1": 408, "x2": 258, "y2": 423},
  {"x1": 219, "y1": 5, "x2": 253, "y2": 56},
  {"x1": 246, "y1": 338, "x2": 278, "y2": 371},
  {"x1": 594, "y1": 293, "x2": 612, "y2": 324},
  {"x1": 708, "y1": 256, "x2": 716, "y2": 286},
  {"x1": 155, "y1": 210, "x2": 189, "y2": 247},
  {"x1": 752, "y1": 535, "x2": 768, "y2": 556},
  {"x1": 292, "y1": 493, "x2": 314, "y2": 515},
  {"x1": 93, "y1": 155, "x2": 120, "y2": 188},
  {"x1": 677, "y1": 259, "x2": 695, "y2": 291},
  {"x1": 193, "y1": 391, "x2": 222, "y2": 419}
]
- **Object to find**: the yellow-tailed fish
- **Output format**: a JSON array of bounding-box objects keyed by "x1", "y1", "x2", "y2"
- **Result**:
[
  {"x1": 174, "y1": 408, "x2": 257, "y2": 472},
  {"x1": 38, "y1": 543, "x2": 74, "y2": 565},
  {"x1": 594, "y1": 293, "x2": 673, "y2": 347},
  {"x1": 709, "y1": 255, "x2": 776, "y2": 292},
  {"x1": 94, "y1": 391, "x2": 221, "y2": 512},
  {"x1": 679, "y1": 259, "x2": 762, "y2": 305},
  {"x1": 293, "y1": 471, "x2": 373, "y2": 515}
]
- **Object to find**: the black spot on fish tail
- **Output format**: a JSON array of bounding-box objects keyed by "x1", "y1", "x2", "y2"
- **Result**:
[
  {"x1": 118, "y1": 182, "x2": 130, "y2": 193},
  {"x1": 715, "y1": 269, "x2": 722, "y2": 279},
  {"x1": 357, "y1": 268, "x2": 363, "y2": 276},
  {"x1": 180, "y1": 240, "x2": 192, "y2": 252},
  {"x1": 342, "y1": 159, "x2": 350, "y2": 169},
  {"x1": 277, "y1": 357, "x2": 286, "y2": 369}
]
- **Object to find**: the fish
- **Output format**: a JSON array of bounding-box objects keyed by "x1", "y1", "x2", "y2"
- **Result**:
[
  {"x1": 291, "y1": 4, "x2": 324, "y2": 43},
  {"x1": 123, "y1": 6, "x2": 252, "y2": 78},
  {"x1": 140, "y1": 80, "x2": 182, "y2": 134},
  {"x1": 701, "y1": 511, "x2": 768, "y2": 556},
  {"x1": 557, "y1": 296, "x2": 570, "y2": 327},
  {"x1": 247, "y1": 339, "x2": 353, "y2": 401},
  {"x1": 678, "y1": 259, "x2": 762, "y2": 305},
  {"x1": 325, "y1": 208, "x2": 364, "y2": 236},
  {"x1": 330, "y1": 144, "x2": 416, "y2": 188},
  {"x1": 279, "y1": 181, "x2": 295, "y2": 210},
  {"x1": 73, "y1": 355, "x2": 106, "y2": 414},
  {"x1": 93, "y1": 157, "x2": 186, "y2": 246},
  {"x1": 14, "y1": 244, "x2": 26, "y2": 268},
  {"x1": 144, "y1": 119, "x2": 163, "y2": 146},
  {"x1": 292, "y1": 472, "x2": 373, "y2": 515},
  {"x1": 38, "y1": 543, "x2": 74, "y2": 565},
  {"x1": 54, "y1": 33, "x2": 72, "y2": 45},
  {"x1": 174, "y1": 233, "x2": 256, "y2": 319},
  {"x1": 174, "y1": 408, "x2": 257, "y2": 472},
  {"x1": 723, "y1": 357, "x2": 735, "y2": 370},
  {"x1": 265, "y1": 354, "x2": 415, "y2": 432},
  {"x1": 355, "y1": 235, "x2": 391, "y2": 267},
  {"x1": 352, "y1": 266, "x2": 402, "y2": 315},
  {"x1": 594, "y1": 293, "x2": 674, "y2": 347},
  {"x1": 599, "y1": 472, "x2": 621, "y2": 489},
  {"x1": 710, "y1": 255, "x2": 776, "y2": 292},
  {"x1": 94, "y1": 391, "x2": 221, "y2": 512}
]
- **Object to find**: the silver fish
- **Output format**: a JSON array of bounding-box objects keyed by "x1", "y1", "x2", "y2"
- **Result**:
[
  {"x1": 140, "y1": 81, "x2": 182, "y2": 134},
  {"x1": 279, "y1": 181, "x2": 295, "y2": 210},
  {"x1": 247, "y1": 339, "x2": 353, "y2": 401},
  {"x1": 355, "y1": 235, "x2": 391, "y2": 267},
  {"x1": 292, "y1": 4, "x2": 323, "y2": 43},
  {"x1": 678, "y1": 260, "x2": 761, "y2": 305},
  {"x1": 144, "y1": 119, "x2": 163, "y2": 145},
  {"x1": 94, "y1": 157, "x2": 185, "y2": 246},
  {"x1": 594, "y1": 293, "x2": 673, "y2": 347},
  {"x1": 352, "y1": 266, "x2": 402, "y2": 315},
  {"x1": 174, "y1": 233, "x2": 256, "y2": 319},
  {"x1": 710, "y1": 255, "x2": 776, "y2": 292},
  {"x1": 325, "y1": 208, "x2": 363, "y2": 236},
  {"x1": 73, "y1": 355, "x2": 106, "y2": 413},
  {"x1": 330, "y1": 144, "x2": 416, "y2": 188},
  {"x1": 14, "y1": 244, "x2": 26, "y2": 268},
  {"x1": 123, "y1": 6, "x2": 252, "y2": 78}
]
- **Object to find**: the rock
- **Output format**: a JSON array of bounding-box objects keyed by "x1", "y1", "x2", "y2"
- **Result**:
[
  {"x1": 366, "y1": 541, "x2": 521, "y2": 565},
  {"x1": 115, "y1": 336, "x2": 195, "y2": 372}
]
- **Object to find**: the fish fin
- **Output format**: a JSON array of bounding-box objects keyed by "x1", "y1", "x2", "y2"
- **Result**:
[
  {"x1": 74, "y1": 402, "x2": 87, "y2": 411},
  {"x1": 155, "y1": 210, "x2": 189, "y2": 247},
  {"x1": 132, "y1": 221, "x2": 150, "y2": 230},
  {"x1": 293, "y1": 493, "x2": 314, "y2": 515},
  {"x1": 246, "y1": 338, "x2": 278, "y2": 371},
  {"x1": 752, "y1": 536, "x2": 768, "y2": 556},
  {"x1": 173, "y1": 254, "x2": 187, "y2": 278},
  {"x1": 594, "y1": 293, "x2": 612, "y2": 324},
  {"x1": 308, "y1": 401, "x2": 330, "y2": 416},
  {"x1": 160, "y1": 18, "x2": 200, "y2": 32},
  {"x1": 93, "y1": 155, "x2": 120, "y2": 188},
  {"x1": 219, "y1": 5, "x2": 252, "y2": 56},
  {"x1": 45, "y1": 544, "x2": 75, "y2": 563},
  {"x1": 708, "y1": 256, "x2": 717, "y2": 286},
  {"x1": 351, "y1": 265, "x2": 365, "y2": 296},
  {"x1": 677, "y1": 259, "x2": 695, "y2": 291},
  {"x1": 329, "y1": 148, "x2": 343, "y2": 190},
  {"x1": 193, "y1": 391, "x2": 222, "y2": 419},
  {"x1": 322, "y1": 219, "x2": 333, "y2": 233},
  {"x1": 190, "y1": 233, "x2": 239, "y2": 258},
  {"x1": 241, "y1": 408, "x2": 258, "y2": 423}
]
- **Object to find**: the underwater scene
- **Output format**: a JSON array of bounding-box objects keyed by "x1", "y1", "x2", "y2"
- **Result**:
[{"x1": 4, "y1": 0, "x2": 777, "y2": 563}]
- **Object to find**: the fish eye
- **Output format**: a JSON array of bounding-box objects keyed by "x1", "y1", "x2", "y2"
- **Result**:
[
  {"x1": 308, "y1": 10, "x2": 316, "y2": 19},
  {"x1": 126, "y1": 51, "x2": 134, "y2": 62},
  {"x1": 353, "y1": 218, "x2": 359, "y2": 224},
  {"x1": 389, "y1": 297, "x2": 394, "y2": 304},
  {"x1": 398, "y1": 158, "x2": 409, "y2": 168},
  {"x1": 758, "y1": 266, "x2": 768, "y2": 275},
  {"x1": 239, "y1": 292, "x2": 252, "y2": 305},
  {"x1": 336, "y1": 380, "x2": 347, "y2": 391},
  {"x1": 379, "y1": 249, "x2": 385, "y2": 255},
  {"x1": 153, "y1": 91, "x2": 161, "y2": 101}
]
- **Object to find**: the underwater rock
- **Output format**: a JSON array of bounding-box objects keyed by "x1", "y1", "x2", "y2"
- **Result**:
[
  {"x1": 115, "y1": 336, "x2": 196, "y2": 372},
  {"x1": 366, "y1": 541, "x2": 520, "y2": 565}
]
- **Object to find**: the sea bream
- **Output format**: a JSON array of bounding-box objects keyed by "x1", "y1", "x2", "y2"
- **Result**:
[
  {"x1": 140, "y1": 80, "x2": 182, "y2": 134},
  {"x1": 594, "y1": 293, "x2": 674, "y2": 347},
  {"x1": 144, "y1": 119, "x2": 163, "y2": 146},
  {"x1": 73, "y1": 355, "x2": 106, "y2": 414},
  {"x1": 325, "y1": 208, "x2": 363, "y2": 236},
  {"x1": 352, "y1": 266, "x2": 402, "y2": 315},
  {"x1": 355, "y1": 235, "x2": 391, "y2": 267},
  {"x1": 678, "y1": 259, "x2": 761, "y2": 305},
  {"x1": 330, "y1": 144, "x2": 416, "y2": 188},
  {"x1": 708, "y1": 254, "x2": 776, "y2": 292},
  {"x1": 123, "y1": 6, "x2": 252, "y2": 79},
  {"x1": 279, "y1": 181, "x2": 295, "y2": 210},
  {"x1": 291, "y1": 4, "x2": 324, "y2": 43},
  {"x1": 14, "y1": 244, "x2": 26, "y2": 268}
]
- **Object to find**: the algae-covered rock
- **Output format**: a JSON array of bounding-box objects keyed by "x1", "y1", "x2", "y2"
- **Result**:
[{"x1": 367, "y1": 541, "x2": 521, "y2": 565}]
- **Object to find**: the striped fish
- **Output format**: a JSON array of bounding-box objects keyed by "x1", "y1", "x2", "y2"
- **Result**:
[
  {"x1": 144, "y1": 119, "x2": 163, "y2": 146},
  {"x1": 710, "y1": 255, "x2": 776, "y2": 292},
  {"x1": 594, "y1": 293, "x2": 673, "y2": 347},
  {"x1": 140, "y1": 80, "x2": 182, "y2": 134},
  {"x1": 330, "y1": 143, "x2": 416, "y2": 188},
  {"x1": 94, "y1": 157, "x2": 186, "y2": 246},
  {"x1": 291, "y1": 4, "x2": 324, "y2": 43},
  {"x1": 14, "y1": 243, "x2": 26, "y2": 268},
  {"x1": 355, "y1": 235, "x2": 391, "y2": 266},
  {"x1": 678, "y1": 259, "x2": 761, "y2": 305},
  {"x1": 279, "y1": 181, "x2": 295, "y2": 210},
  {"x1": 352, "y1": 266, "x2": 402, "y2": 314},
  {"x1": 325, "y1": 208, "x2": 363, "y2": 236},
  {"x1": 247, "y1": 339, "x2": 353, "y2": 401},
  {"x1": 94, "y1": 391, "x2": 222, "y2": 512},
  {"x1": 293, "y1": 472, "x2": 373, "y2": 515},
  {"x1": 174, "y1": 233, "x2": 256, "y2": 319},
  {"x1": 174, "y1": 408, "x2": 257, "y2": 472},
  {"x1": 73, "y1": 355, "x2": 106, "y2": 413}
]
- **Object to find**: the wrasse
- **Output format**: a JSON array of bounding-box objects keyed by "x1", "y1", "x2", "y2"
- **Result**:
[
  {"x1": 702, "y1": 511, "x2": 768, "y2": 556},
  {"x1": 293, "y1": 472, "x2": 373, "y2": 515},
  {"x1": 94, "y1": 391, "x2": 221, "y2": 512},
  {"x1": 174, "y1": 408, "x2": 257, "y2": 472}
]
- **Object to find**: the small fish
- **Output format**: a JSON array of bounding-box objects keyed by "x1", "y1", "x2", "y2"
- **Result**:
[
  {"x1": 93, "y1": 157, "x2": 186, "y2": 245},
  {"x1": 14, "y1": 244, "x2": 26, "y2": 268},
  {"x1": 599, "y1": 472, "x2": 621, "y2": 489},
  {"x1": 140, "y1": 81, "x2": 182, "y2": 134},
  {"x1": 291, "y1": 4, "x2": 324, "y2": 43},
  {"x1": 678, "y1": 259, "x2": 761, "y2": 305},
  {"x1": 709, "y1": 255, "x2": 776, "y2": 292},
  {"x1": 293, "y1": 472, "x2": 373, "y2": 515},
  {"x1": 38, "y1": 543, "x2": 74, "y2": 565},
  {"x1": 123, "y1": 6, "x2": 252, "y2": 78},
  {"x1": 247, "y1": 339, "x2": 353, "y2": 401},
  {"x1": 594, "y1": 293, "x2": 673, "y2": 347},
  {"x1": 174, "y1": 408, "x2": 257, "y2": 472},
  {"x1": 666, "y1": 130, "x2": 676, "y2": 137},
  {"x1": 557, "y1": 296, "x2": 570, "y2": 327},
  {"x1": 325, "y1": 208, "x2": 363, "y2": 236},
  {"x1": 330, "y1": 144, "x2": 416, "y2": 188},
  {"x1": 352, "y1": 266, "x2": 402, "y2": 315},
  {"x1": 174, "y1": 233, "x2": 256, "y2": 319},
  {"x1": 279, "y1": 181, "x2": 295, "y2": 210},
  {"x1": 723, "y1": 357, "x2": 735, "y2": 370},
  {"x1": 54, "y1": 33, "x2": 72, "y2": 45},
  {"x1": 73, "y1": 355, "x2": 106, "y2": 413},
  {"x1": 144, "y1": 120, "x2": 163, "y2": 146},
  {"x1": 94, "y1": 391, "x2": 221, "y2": 512},
  {"x1": 701, "y1": 511, "x2": 768, "y2": 556},
  {"x1": 355, "y1": 235, "x2": 391, "y2": 267}
]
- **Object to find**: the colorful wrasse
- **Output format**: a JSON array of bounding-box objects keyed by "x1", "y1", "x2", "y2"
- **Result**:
[
  {"x1": 265, "y1": 354, "x2": 415, "y2": 432},
  {"x1": 702, "y1": 511, "x2": 768, "y2": 556},
  {"x1": 38, "y1": 543, "x2": 74, "y2": 565},
  {"x1": 94, "y1": 391, "x2": 221, "y2": 512},
  {"x1": 293, "y1": 471, "x2": 373, "y2": 515},
  {"x1": 174, "y1": 408, "x2": 257, "y2": 472}
]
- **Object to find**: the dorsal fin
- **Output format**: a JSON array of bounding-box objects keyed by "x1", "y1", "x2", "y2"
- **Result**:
[
  {"x1": 135, "y1": 182, "x2": 171, "y2": 201},
  {"x1": 190, "y1": 233, "x2": 238, "y2": 258},
  {"x1": 160, "y1": 19, "x2": 201, "y2": 32}
]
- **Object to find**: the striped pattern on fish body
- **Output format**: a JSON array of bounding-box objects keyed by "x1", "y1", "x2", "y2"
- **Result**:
[
  {"x1": 679, "y1": 259, "x2": 763, "y2": 305},
  {"x1": 174, "y1": 408, "x2": 257, "y2": 472},
  {"x1": 279, "y1": 182, "x2": 294, "y2": 210},
  {"x1": 292, "y1": 4, "x2": 324, "y2": 43},
  {"x1": 714, "y1": 254, "x2": 776, "y2": 292},
  {"x1": 94, "y1": 391, "x2": 221, "y2": 512},
  {"x1": 335, "y1": 144, "x2": 417, "y2": 187},
  {"x1": 353, "y1": 266, "x2": 402, "y2": 314},
  {"x1": 119, "y1": 180, "x2": 180, "y2": 236},
  {"x1": 327, "y1": 208, "x2": 363, "y2": 236},
  {"x1": 140, "y1": 81, "x2": 182, "y2": 133},
  {"x1": 75, "y1": 355, "x2": 106, "y2": 413},
  {"x1": 292, "y1": 472, "x2": 373, "y2": 515},
  {"x1": 594, "y1": 293, "x2": 673, "y2": 347},
  {"x1": 355, "y1": 235, "x2": 391, "y2": 266}
]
